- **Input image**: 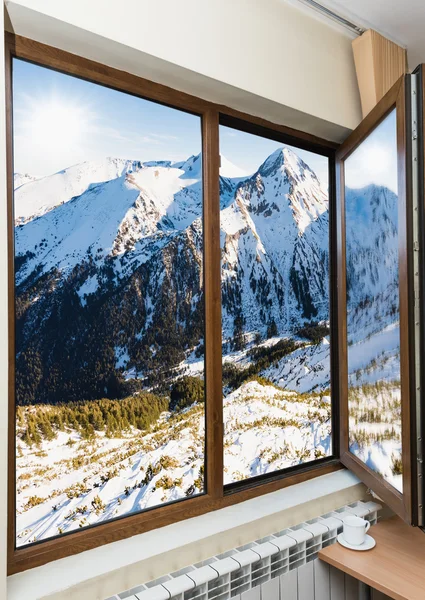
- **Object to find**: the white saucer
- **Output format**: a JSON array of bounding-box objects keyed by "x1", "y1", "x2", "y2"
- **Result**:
[{"x1": 337, "y1": 533, "x2": 376, "y2": 551}]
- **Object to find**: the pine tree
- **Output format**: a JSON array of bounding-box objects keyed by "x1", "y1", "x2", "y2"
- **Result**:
[{"x1": 267, "y1": 318, "x2": 278, "y2": 338}]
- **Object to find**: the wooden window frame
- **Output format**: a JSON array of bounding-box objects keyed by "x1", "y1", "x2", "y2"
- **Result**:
[
  {"x1": 218, "y1": 113, "x2": 341, "y2": 494},
  {"x1": 335, "y1": 76, "x2": 417, "y2": 524},
  {"x1": 6, "y1": 33, "x2": 341, "y2": 575}
]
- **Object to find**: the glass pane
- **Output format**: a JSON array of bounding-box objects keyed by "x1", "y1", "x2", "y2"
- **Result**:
[
  {"x1": 13, "y1": 58, "x2": 205, "y2": 547},
  {"x1": 219, "y1": 125, "x2": 332, "y2": 485},
  {"x1": 344, "y1": 109, "x2": 402, "y2": 492}
]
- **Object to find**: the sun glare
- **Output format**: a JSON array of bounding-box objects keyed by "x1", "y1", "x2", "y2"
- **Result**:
[{"x1": 28, "y1": 98, "x2": 90, "y2": 153}]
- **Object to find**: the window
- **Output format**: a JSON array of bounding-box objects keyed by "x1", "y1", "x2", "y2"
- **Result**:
[
  {"x1": 219, "y1": 124, "x2": 332, "y2": 486},
  {"x1": 336, "y1": 76, "x2": 418, "y2": 525},
  {"x1": 8, "y1": 35, "x2": 425, "y2": 577},
  {"x1": 13, "y1": 57, "x2": 206, "y2": 548},
  {"x1": 344, "y1": 110, "x2": 402, "y2": 492},
  {"x1": 7, "y1": 34, "x2": 339, "y2": 574}
]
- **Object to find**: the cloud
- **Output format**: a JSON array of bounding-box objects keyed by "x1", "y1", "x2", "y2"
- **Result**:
[
  {"x1": 149, "y1": 133, "x2": 179, "y2": 141},
  {"x1": 88, "y1": 122, "x2": 163, "y2": 146},
  {"x1": 344, "y1": 111, "x2": 397, "y2": 195},
  {"x1": 13, "y1": 80, "x2": 190, "y2": 175}
]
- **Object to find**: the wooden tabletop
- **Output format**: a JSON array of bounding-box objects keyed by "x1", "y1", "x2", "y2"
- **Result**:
[{"x1": 318, "y1": 516, "x2": 425, "y2": 600}]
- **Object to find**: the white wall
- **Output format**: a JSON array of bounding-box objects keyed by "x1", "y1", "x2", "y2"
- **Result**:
[
  {"x1": 5, "y1": 0, "x2": 362, "y2": 141},
  {"x1": 1, "y1": 1, "x2": 364, "y2": 598},
  {"x1": 11, "y1": 472, "x2": 365, "y2": 600}
]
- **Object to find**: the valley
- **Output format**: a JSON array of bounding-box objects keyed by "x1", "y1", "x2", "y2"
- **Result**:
[{"x1": 14, "y1": 142, "x2": 399, "y2": 544}]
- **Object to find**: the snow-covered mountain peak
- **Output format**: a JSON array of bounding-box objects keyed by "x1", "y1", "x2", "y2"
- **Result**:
[
  {"x1": 99, "y1": 156, "x2": 142, "y2": 173},
  {"x1": 258, "y1": 146, "x2": 298, "y2": 178},
  {"x1": 15, "y1": 173, "x2": 143, "y2": 283},
  {"x1": 220, "y1": 156, "x2": 248, "y2": 179},
  {"x1": 231, "y1": 146, "x2": 327, "y2": 234},
  {"x1": 169, "y1": 153, "x2": 201, "y2": 179},
  {"x1": 258, "y1": 146, "x2": 320, "y2": 187},
  {"x1": 173, "y1": 153, "x2": 247, "y2": 180},
  {"x1": 141, "y1": 160, "x2": 173, "y2": 169},
  {"x1": 15, "y1": 157, "x2": 206, "y2": 286},
  {"x1": 14, "y1": 173, "x2": 39, "y2": 189},
  {"x1": 13, "y1": 151, "x2": 246, "y2": 229},
  {"x1": 14, "y1": 157, "x2": 143, "y2": 225}
]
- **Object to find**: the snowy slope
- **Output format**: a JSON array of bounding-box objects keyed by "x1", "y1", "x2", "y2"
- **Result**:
[
  {"x1": 348, "y1": 379, "x2": 401, "y2": 492},
  {"x1": 262, "y1": 338, "x2": 330, "y2": 393},
  {"x1": 14, "y1": 143, "x2": 406, "y2": 544},
  {"x1": 16, "y1": 379, "x2": 331, "y2": 545},
  {"x1": 15, "y1": 146, "x2": 332, "y2": 404},
  {"x1": 16, "y1": 403, "x2": 205, "y2": 546},
  {"x1": 14, "y1": 158, "x2": 143, "y2": 225},
  {"x1": 15, "y1": 163, "x2": 202, "y2": 285},
  {"x1": 221, "y1": 146, "x2": 329, "y2": 339},
  {"x1": 16, "y1": 175, "x2": 141, "y2": 283},
  {"x1": 220, "y1": 155, "x2": 248, "y2": 178},
  {"x1": 224, "y1": 380, "x2": 331, "y2": 482},
  {"x1": 14, "y1": 173, "x2": 39, "y2": 189},
  {"x1": 345, "y1": 184, "x2": 399, "y2": 342}
]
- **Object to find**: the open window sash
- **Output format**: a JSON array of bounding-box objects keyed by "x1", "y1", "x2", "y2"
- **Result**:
[{"x1": 336, "y1": 76, "x2": 417, "y2": 524}]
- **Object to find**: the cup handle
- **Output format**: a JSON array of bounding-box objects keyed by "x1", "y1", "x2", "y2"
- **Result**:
[{"x1": 365, "y1": 521, "x2": 370, "y2": 534}]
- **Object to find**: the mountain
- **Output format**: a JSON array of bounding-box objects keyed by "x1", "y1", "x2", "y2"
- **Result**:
[
  {"x1": 221, "y1": 147, "x2": 329, "y2": 344},
  {"x1": 14, "y1": 146, "x2": 335, "y2": 405},
  {"x1": 219, "y1": 155, "x2": 248, "y2": 179},
  {"x1": 343, "y1": 183, "x2": 401, "y2": 492},
  {"x1": 16, "y1": 148, "x2": 404, "y2": 543},
  {"x1": 14, "y1": 158, "x2": 143, "y2": 225},
  {"x1": 14, "y1": 173, "x2": 39, "y2": 189},
  {"x1": 345, "y1": 184, "x2": 399, "y2": 343}
]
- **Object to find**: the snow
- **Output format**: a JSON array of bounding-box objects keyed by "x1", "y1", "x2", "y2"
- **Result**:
[
  {"x1": 348, "y1": 381, "x2": 401, "y2": 492},
  {"x1": 16, "y1": 404, "x2": 205, "y2": 546},
  {"x1": 262, "y1": 338, "x2": 331, "y2": 393},
  {"x1": 219, "y1": 155, "x2": 248, "y2": 179},
  {"x1": 77, "y1": 275, "x2": 99, "y2": 306},
  {"x1": 342, "y1": 180, "x2": 402, "y2": 492},
  {"x1": 14, "y1": 143, "x2": 403, "y2": 545},
  {"x1": 223, "y1": 381, "x2": 331, "y2": 482},
  {"x1": 347, "y1": 324, "x2": 400, "y2": 385},
  {"x1": 15, "y1": 160, "x2": 204, "y2": 288},
  {"x1": 115, "y1": 346, "x2": 130, "y2": 370},
  {"x1": 14, "y1": 158, "x2": 142, "y2": 225},
  {"x1": 14, "y1": 172, "x2": 39, "y2": 189},
  {"x1": 15, "y1": 175, "x2": 141, "y2": 284},
  {"x1": 16, "y1": 378, "x2": 332, "y2": 545}
]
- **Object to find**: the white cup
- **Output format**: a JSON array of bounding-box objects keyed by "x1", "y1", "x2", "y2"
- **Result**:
[{"x1": 342, "y1": 515, "x2": 370, "y2": 546}]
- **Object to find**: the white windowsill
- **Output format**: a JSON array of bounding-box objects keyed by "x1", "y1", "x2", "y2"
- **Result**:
[{"x1": 8, "y1": 469, "x2": 361, "y2": 600}]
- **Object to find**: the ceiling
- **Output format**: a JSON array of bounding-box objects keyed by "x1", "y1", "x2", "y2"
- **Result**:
[{"x1": 299, "y1": 0, "x2": 425, "y2": 70}]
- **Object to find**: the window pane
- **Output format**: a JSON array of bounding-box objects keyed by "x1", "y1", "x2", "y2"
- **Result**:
[
  {"x1": 219, "y1": 125, "x2": 332, "y2": 485},
  {"x1": 13, "y1": 58, "x2": 205, "y2": 547},
  {"x1": 344, "y1": 110, "x2": 402, "y2": 492}
]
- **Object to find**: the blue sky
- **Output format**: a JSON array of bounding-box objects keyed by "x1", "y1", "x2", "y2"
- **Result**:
[
  {"x1": 13, "y1": 58, "x2": 328, "y2": 188},
  {"x1": 12, "y1": 59, "x2": 202, "y2": 177},
  {"x1": 220, "y1": 126, "x2": 329, "y2": 187}
]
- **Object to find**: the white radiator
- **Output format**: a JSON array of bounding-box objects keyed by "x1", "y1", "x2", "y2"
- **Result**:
[{"x1": 106, "y1": 501, "x2": 383, "y2": 600}]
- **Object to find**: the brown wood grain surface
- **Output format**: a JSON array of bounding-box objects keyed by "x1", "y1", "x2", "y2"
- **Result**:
[
  {"x1": 335, "y1": 76, "x2": 415, "y2": 524},
  {"x1": 319, "y1": 516, "x2": 425, "y2": 600},
  {"x1": 6, "y1": 32, "x2": 341, "y2": 574}
]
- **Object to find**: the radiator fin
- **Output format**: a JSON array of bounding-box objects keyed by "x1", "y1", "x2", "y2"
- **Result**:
[{"x1": 111, "y1": 501, "x2": 381, "y2": 600}]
